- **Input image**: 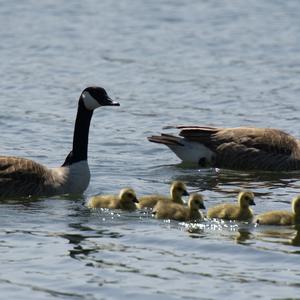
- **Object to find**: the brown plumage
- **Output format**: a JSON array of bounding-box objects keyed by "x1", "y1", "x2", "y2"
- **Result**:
[
  {"x1": 207, "y1": 191, "x2": 255, "y2": 221},
  {"x1": 0, "y1": 156, "x2": 50, "y2": 197},
  {"x1": 255, "y1": 195, "x2": 300, "y2": 226},
  {"x1": 153, "y1": 193, "x2": 205, "y2": 222},
  {"x1": 87, "y1": 188, "x2": 138, "y2": 211},
  {"x1": 137, "y1": 181, "x2": 189, "y2": 209},
  {"x1": 148, "y1": 126, "x2": 300, "y2": 171}
]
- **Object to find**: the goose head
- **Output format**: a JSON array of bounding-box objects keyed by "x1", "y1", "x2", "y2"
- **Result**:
[
  {"x1": 292, "y1": 195, "x2": 300, "y2": 216},
  {"x1": 238, "y1": 191, "x2": 255, "y2": 208},
  {"x1": 189, "y1": 193, "x2": 206, "y2": 210},
  {"x1": 81, "y1": 86, "x2": 120, "y2": 110},
  {"x1": 119, "y1": 188, "x2": 139, "y2": 205},
  {"x1": 170, "y1": 181, "x2": 189, "y2": 200}
]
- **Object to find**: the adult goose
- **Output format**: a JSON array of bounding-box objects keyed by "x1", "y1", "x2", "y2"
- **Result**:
[
  {"x1": 148, "y1": 125, "x2": 300, "y2": 171},
  {"x1": 0, "y1": 86, "x2": 119, "y2": 198}
]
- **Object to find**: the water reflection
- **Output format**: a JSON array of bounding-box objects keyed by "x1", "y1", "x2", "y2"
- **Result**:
[
  {"x1": 235, "y1": 228, "x2": 255, "y2": 245},
  {"x1": 173, "y1": 167, "x2": 300, "y2": 194},
  {"x1": 255, "y1": 226, "x2": 300, "y2": 249}
]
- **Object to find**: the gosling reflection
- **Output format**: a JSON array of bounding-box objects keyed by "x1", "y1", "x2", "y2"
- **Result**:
[
  {"x1": 235, "y1": 228, "x2": 254, "y2": 244},
  {"x1": 255, "y1": 227, "x2": 300, "y2": 247}
]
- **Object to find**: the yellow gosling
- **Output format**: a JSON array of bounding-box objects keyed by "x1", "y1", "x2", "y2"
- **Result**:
[
  {"x1": 207, "y1": 191, "x2": 255, "y2": 221},
  {"x1": 255, "y1": 195, "x2": 300, "y2": 226},
  {"x1": 153, "y1": 193, "x2": 205, "y2": 222},
  {"x1": 87, "y1": 188, "x2": 138, "y2": 211},
  {"x1": 138, "y1": 181, "x2": 189, "y2": 209}
]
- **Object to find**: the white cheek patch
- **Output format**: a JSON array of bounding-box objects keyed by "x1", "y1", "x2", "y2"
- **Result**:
[{"x1": 82, "y1": 91, "x2": 100, "y2": 110}]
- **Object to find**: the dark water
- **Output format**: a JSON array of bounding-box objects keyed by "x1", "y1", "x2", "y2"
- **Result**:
[{"x1": 1, "y1": 1, "x2": 300, "y2": 299}]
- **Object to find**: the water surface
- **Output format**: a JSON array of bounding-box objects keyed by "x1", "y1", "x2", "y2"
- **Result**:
[{"x1": 1, "y1": 1, "x2": 300, "y2": 299}]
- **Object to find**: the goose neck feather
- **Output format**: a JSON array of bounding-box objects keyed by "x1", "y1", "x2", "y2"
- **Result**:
[{"x1": 47, "y1": 160, "x2": 90, "y2": 195}]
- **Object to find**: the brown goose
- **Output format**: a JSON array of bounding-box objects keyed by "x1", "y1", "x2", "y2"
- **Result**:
[
  {"x1": 87, "y1": 188, "x2": 138, "y2": 211},
  {"x1": 148, "y1": 126, "x2": 300, "y2": 171},
  {"x1": 255, "y1": 195, "x2": 300, "y2": 226},
  {"x1": 153, "y1": 193, "x2": 205, "y2": 222},
  {"x1": 0, "y1": 86, "x2": 119, "y2": 198}
]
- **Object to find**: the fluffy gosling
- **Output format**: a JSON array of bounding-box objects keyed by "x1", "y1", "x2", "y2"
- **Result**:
[
  {"x1": 207, "y1": 191, "x2": 255, "y2": 221},
  {"x1": 87, "y1": 188, "x2": 138, "y2": 211},
  {"x1": 255, "y1": 195, "x2": 300, "y2": 226},
  {"x1": 138, "y1": 181, "x2": 189, "y2": 209},
  {"x1": 153, "y1": 193, "x2": 205, "y2": 222}
]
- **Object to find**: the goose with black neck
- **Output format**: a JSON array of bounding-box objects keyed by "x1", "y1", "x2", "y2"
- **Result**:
[{"x1": 0, "y1": 86, "x2": 119, "y2": 198}]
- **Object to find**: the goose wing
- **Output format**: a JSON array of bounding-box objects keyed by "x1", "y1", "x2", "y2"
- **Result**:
[
  {"x1": 0, "y1": 156, "x2": 49, "y2": 197},
  {"x1": 178, "y1": 126, "x2": 300, "y2": 171}
]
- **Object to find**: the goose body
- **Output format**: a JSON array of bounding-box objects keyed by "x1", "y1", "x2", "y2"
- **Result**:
[
  {"x1": 0, "y1": 86, "x2": 119, "y2": 198},
  {"x1": 153, "y1": 193, "x2": 205, "y2": 221},
  {"x1": 255, "y1": 196, "x2": 300, "y2": 226},
  {"x1": 87, "y1": 188, "x2": 138, "y2": 211},
  {"x1": 207, "y1": 191, "x2": 255, "y2": 221},
  {"x1": 137, "y1": 181, "x2": 189, "y2": 209},
  {"x1": 148, "y1": 126, "x2": 300, "y2": 171}
]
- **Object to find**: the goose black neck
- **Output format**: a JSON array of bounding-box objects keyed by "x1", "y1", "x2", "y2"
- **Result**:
[{"x1": 62, "y1": 99, "x2": 93, "y2": 166}]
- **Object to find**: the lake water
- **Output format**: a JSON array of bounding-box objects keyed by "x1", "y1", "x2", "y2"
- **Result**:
[{"x1": 1, "y1": 1, "x2": 300, "y2": 299}]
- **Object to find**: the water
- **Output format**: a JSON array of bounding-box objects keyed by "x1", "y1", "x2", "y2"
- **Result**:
[{"x1": 1, "y1": 0, "x2": 300, "y2": 299}]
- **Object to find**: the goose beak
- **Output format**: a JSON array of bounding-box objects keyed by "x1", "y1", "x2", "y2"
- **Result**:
[
  {"x1": 199, "y1": 203, "x2": 206, "y2": 209},
  {"x1": 133, "y1": 197, "x2": 139, "y2": 203},
  {"x1": 105, "y1": 96, "x2": 120, "y2": 106}
]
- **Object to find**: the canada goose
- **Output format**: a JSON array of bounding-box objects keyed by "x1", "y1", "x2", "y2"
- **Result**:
[
  {"x1": 153, "y1": 193, "x2": 205, "y2": 221},
  {"x1": 255, "y1": 195, "x2": 300, "y2": 226},
  {"x1": 137, "y1": 181, "x2": 189, "y2": 209},
  {"x1": 0, "y1": 86, "x2": 119, "y2": 198},
  {"x1": 148, "y1": 126, "x2": 300, "y2": 171},
  {"x1": 207, "y1": 191, "x2": 255, "y2": 221},
  {"x1": 87, "y1": 188, "x2": 138, "y2": 211}
]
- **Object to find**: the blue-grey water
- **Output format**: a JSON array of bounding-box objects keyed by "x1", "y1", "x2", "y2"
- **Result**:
[{"x1": 1, "y1": 1, "x2": 300, "y2": 299}]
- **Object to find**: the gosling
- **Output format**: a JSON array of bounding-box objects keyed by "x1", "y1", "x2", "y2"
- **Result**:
[
  {"x1": 255, "y1": 195, "x2": 300, "y2": 226},
  {"x1": 207, "y1": 191, "x2": 255, "y2": 221},
  {"x1": 137, "y1": 181, "x2": 189, "y2": 209},
  {"x1": 87, "y1": 188, "x2": 138, "y2": 211},
  {"x1": 153, "y1": 193, "x2": 205, "y2": 222}
]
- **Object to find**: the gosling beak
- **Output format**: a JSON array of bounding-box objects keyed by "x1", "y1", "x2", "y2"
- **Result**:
[
  {"x1": 199, "y1": 203, "x2": 206, "y2": 210},
  {"x1": 133, "y1": 197, "x2": 139, "y2": 203},
  {"x1": 183, "y1": 190, "x2": 189, "y2": 196},
  {"x1": 104, "y1": 96, "x2": 120, "y2": 106},
  {"x1": 249, "y1": 199, "x2": 256, "y2": 206}
]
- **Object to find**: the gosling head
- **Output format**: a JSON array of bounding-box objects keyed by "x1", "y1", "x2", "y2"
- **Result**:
[
  {"x1": 238, "y1": 191, "x2": 255, "y2": 208},
  {"x1": 292, "y1": 195, "x2": 300, "y2": 216},
  {"x1": 170, "y1": 181, "x2": 189, "y2": 198},
  {"x1": 188, "y1": 193, "x2": 206, "y2": 210},
  {"x1": 81, "y1": 86, "x2": 120, "y2": 110},
  {"x1": 119, "y1": 188, "x2": 138, "y2": 204}
]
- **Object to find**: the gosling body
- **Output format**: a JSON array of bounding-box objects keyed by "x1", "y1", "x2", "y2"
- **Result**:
[
  {"x1": 255, "y1": 196, "x2": 300, "y2": 226},
  {"x1": 138, "y1": 181, "x2": 189, "y2": 209},
  {"x1": 207, "y1": 191, "x2": 255, "y2": 221},
  {"x1": 153, "y1": 193, "x2": 205, "y2": 222},
  {"x1": 87, "y1": 188, "x2": 138, "y2": 211}
]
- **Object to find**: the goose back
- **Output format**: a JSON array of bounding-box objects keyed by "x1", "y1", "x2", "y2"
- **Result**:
[{"x1": 0, "y1": 156, "x2": 50, "y2": 197}]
